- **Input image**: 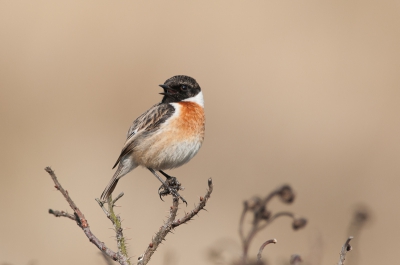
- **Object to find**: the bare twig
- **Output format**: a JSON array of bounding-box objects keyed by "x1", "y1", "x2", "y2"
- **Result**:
[
  {"x1": 113, "y1": 192, "x2": 125, "y2": 205},
  {"x1": 239, "y1": 185, "x2": 306, "y2": 264},
  {"x1": 290, "y1": 254, "x2": 302, "y2": 265},
  {"x1": 256, "y1": 239, "x2": 277, "y2": 263},
  {"x1": 95, "y1": 194, "x2": 130, "y2": 263},
  {"x1": 239, "y1": 204, "x2": 248, "y2": 243},
  {"x1": 47, "y1": 167, "x2": 213, "y2": 265},
  {"x1": 48, "y1": 209, "x2": 77, "y2": 222},
  {"x1": 346, "y1": 205, "x2": 370, "y2": 265},
  {"x1": 100, "y1": 252, "x2": 115, "y2": 265},
  {"x1": 46, "y1": 167, "x2": 128, "y2": 265},
  {"x1": 172, "y1": 178, "x2": 213, "y2": 227},
  {"x1": 338, "y1": 236, "x2": 353, "y2": 265},
  {"x1": 138, "y1": 178, "x2": 213, "y2": 265},
  {"x1": 107, "y1": 195, "x2": 130, "y2": 263}
]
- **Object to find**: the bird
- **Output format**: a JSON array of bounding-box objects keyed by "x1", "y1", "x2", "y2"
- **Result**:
[{"x1": 100, "y1": 75, "x2": 205, "y2": 204}]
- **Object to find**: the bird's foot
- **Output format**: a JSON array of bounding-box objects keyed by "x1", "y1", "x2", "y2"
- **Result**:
[{"x1": 158, "y1": 176, "x2": 187, "y2": 205}]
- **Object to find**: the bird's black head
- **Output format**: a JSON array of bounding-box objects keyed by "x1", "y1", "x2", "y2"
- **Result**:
[{"x1": 159, "y1": 75, "x2": 201, "y2": 104}]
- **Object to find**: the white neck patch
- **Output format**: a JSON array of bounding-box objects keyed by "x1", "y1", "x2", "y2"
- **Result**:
[{"x1": 182, "y1": 91, "x2": 204, "y2": 107}]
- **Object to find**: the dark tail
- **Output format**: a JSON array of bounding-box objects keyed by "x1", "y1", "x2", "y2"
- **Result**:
[{"x1": 100, "y1": 168, "x2": 121, "y2": 201}]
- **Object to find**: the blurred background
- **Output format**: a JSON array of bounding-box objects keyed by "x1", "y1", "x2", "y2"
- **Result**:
[{"x1": 1, "y1": 1, "x2": 399, "y2": 264}]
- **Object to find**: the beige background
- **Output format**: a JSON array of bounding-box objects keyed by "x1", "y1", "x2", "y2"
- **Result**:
[{"x1": 1, "y1": 1, "x2": 399, "y2": 265}]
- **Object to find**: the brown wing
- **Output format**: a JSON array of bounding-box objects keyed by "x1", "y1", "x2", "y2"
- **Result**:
[{"x1": 112, "y1": 103, "x2": 175, "y2": 168}]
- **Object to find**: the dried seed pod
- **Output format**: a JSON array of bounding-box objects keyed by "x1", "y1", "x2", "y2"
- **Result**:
[
  {"x1": 292, "y1": 218, "x2": 307, "y2": 230},
  {"x1": 260, "y1": 209, "x2": 271, "y2": 220},
  {"x1": 246, "y1": 196, "x2": 262, "y2": 210},
  {"x1": 277, "y1": 185, "x2": 295, "y2": 204}
]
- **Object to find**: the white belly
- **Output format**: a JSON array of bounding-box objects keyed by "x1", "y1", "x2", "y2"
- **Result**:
[{"x1": 132, "y1": 135, "x2": 203, "y2": 170}]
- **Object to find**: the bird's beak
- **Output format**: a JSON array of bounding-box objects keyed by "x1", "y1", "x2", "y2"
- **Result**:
[{"x1": 159, "y1": 84, "x2": 177, "y2": 96}]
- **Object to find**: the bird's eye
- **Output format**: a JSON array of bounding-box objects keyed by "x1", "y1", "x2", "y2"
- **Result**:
[{"x1": 181, "y1": 85, "x2": 188, "y2": 91}]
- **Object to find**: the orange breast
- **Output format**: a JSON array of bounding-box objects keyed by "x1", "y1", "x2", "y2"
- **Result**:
[{"x1": 173, "y1": 102, "x2": 205, "y2": 140}]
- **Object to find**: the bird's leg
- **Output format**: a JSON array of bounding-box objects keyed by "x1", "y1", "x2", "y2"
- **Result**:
[
  {"x1": 159, "y1": 170, "x2": 174, "y2": 179},
  {"x1": 158, "y1": 170, "x2": 185, "y2": 196},
  {"x1": 148, "y1": 168, "x2": 187, "y2": 205}
]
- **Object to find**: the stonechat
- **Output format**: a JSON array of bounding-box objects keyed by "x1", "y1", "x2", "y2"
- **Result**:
[{"x1": 100, "y1": 75, "x2": 205, "y2": 204}]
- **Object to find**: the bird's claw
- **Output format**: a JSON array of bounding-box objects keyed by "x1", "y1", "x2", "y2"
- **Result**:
[{"x1": 158, "y1": 176, "x2": 187, "y2": 205}]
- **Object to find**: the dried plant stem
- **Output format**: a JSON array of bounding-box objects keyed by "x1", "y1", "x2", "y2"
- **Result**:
[
  {"x1": 48, "y1": 209, "x2": 76, "y2": 221},
  {"x1": 95, "y1": 194, "x2": 131, "y2": 264},
  {"x1": 256, "y1": 238, "x2": 277, "y2": 263},
  {"x1": 109, "y1": 196, "x2": 130, "y2": 260},
  {"x1": 239, "y1": 185, "x2": 306, "y2": 264},
  {"x1": 47, "y1": 166, "x2": 213, "y2": 265},
  {"x1": 338, "y1": 236, "x2": 353, "y2": 265},
  {"x1": 137, "y1": 197, "x2": 179, "y2": 265},
  {"x1": 290, "y1": 254, "x2": 302, "y2": 265},
  {"x1": 46, "y1": 167, "x2": 127, "y2": 264},
  {"x1": 138, "y1": 178, "x2": 213, "y2": 265},
  {"x1": 241, "y1": 223, "x2": 258, "y2": 262}
]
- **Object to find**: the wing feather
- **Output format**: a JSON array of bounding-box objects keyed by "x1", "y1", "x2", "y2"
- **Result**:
[{"x1": 112, "y1": 103, "x2": 175, "y2": 168}]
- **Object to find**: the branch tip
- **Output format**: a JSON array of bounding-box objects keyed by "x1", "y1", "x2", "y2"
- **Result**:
[
  {"x1": 46, "y1": 168, "x2": 125, "y2": 263},
  {"x1": 290, "y1": 254, "x2": 302, "y2": 265},
  {"x1": 256, "y1": 238, "x2": 277, "y2": 262},
  {"x1": 338, "y1": 236, "x2": 354, "y2": 265}
]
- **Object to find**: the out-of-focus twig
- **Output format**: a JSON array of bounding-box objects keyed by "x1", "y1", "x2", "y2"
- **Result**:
[
  {"x1": 338, "y1": 236, "x2": 353, "y2": 265},
  {"x1": 239, "y1": 185, "x2": 307, "y2": 264},
  {"x1": 290, "y1": 254, "x2": 302, "y2": 265},
  {"x1": 256, "y1": 239, "x2": 277, "y2": 264},
  {"x1": 345, "y1": 205, "x2": 370, "y2": 265}
]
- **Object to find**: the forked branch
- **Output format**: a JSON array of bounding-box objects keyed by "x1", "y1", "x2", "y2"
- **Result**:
[
  {"x1": 46, "y1": 167, "x2": 125, "y2": 263},
  {"x1": 46, "y1": 167, "x2": 213, "y2": 265},
  {"x1": 138, "y1": 178, "x2": 213, "y2": 265}
]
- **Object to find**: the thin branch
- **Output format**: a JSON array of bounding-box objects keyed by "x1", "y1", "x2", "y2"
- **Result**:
[
  {"x1": 137, "y1": 178, "x2": 214, "y2": 265},
  {"x1": 255, "y1": 211, "x2": 295, "y2": 232},
  {"x1": 48, "y1": 209, "x2": 77, "y2": 222},
  {"x1": 100, "y1": 252, "x2": 115, "y2": 265},
  {"x1": 256, "y1": 212, "x2": 307, "y2": 232},
  {"x1": 172, "y1": 178, "x2": 213, "y2": 228},
  {"x1": 95, "y1": 194, "x2": 131, "y2": 264},
  {"x1": 239, "y1": 206, "x2": 248, "y2": 243},
  {"x1": 261, "y1": 185, "x2": 295, "y2": 206},
  {"x1": 239, "y1": 185, "x2": 305, "y2": 265},
  {"x1": 113, "y1": 192, "x2": 125, "y2": 205},
  {"x1": 47, "y1": 167, "x2": 213, "y2": 265},
  {"x1": 338, "y1": 236, "x2": 353, "y2": 265},
  {"x1": 46, "y1": 167, "x2": 88, "y2": 228},
  {"x1": 137, "y1": 197, "x2": 179, "y2": 265},
  {"x1": 46, "y1": 167, "x2": 127, "y2": 264},
  {"x1": 256, "y1": 239, "x2": 277, "y2": 263},
  {"x1": 290, "y1": 254, "x2": 302, "y2": 265},
  {"x1": 108, "y1": 195, "x2": 131, "y2": 263}
]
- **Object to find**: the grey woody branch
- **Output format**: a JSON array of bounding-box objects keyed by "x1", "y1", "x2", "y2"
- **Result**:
[
  {"x1": 46, "y1": 166, "x2": 213, "y2": 265},
  {"x1": 48, "y1": 209, "x2": 76, "y2": 221},
  {"x1": 338, "y1": 236, "x2": 353, "y2": 265},
  {"x1": 138, "y1": 178, "x2": 213, "y2": 265},
  {"x1": 46, "y1": 167, "x2": 129, "y2": 265}
]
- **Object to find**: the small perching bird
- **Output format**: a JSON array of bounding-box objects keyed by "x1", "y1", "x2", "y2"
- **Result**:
[{"x1": 100, "y1": 75, "x2": 205, "y2": 204}]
